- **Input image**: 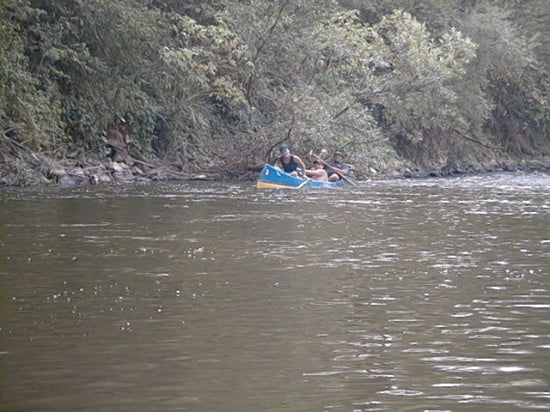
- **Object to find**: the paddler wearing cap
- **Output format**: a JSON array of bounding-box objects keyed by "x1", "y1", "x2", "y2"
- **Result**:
[
  {"x1": 325, "y1": 150, "x2": 350, "y2": 182},
  {"x1": 274, "y1": 143, "x2": 307, "y2": 177}
]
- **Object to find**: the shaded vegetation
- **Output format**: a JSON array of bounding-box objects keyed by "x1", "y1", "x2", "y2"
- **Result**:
[{"x1": 1, "y1": 0, "x2": 548, "y2": 185}]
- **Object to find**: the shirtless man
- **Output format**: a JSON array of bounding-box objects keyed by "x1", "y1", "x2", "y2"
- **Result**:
[{"x1": 305, "y1": 159, "x2": 328, "y2": 182}]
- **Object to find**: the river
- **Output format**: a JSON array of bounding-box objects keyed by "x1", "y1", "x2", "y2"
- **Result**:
[{"x1": 2, "y1": 172, "x2": 549, "y2": 411}]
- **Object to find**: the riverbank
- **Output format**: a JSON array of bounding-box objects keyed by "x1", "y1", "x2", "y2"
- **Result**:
[
  {"x1": 1, "y1": 151, "x2": 549, "y2": 188},
  {"x1": 381, "y1": 156, "x2": 550, "y2": 179},
  {"x1": 0, "y1": 152, "x2": 213, "y2": 187}
]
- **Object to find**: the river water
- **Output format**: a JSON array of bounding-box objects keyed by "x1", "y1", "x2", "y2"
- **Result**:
[{"x1": 2, "y1": 172, "x2": 549, "y2": 411}]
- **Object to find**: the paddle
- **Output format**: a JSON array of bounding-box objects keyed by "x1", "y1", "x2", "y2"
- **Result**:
[
  {"x1": 296, "y1": 178, "x2": 309, "y2": 189},
  {"x1": 309, "y1": 151, "x2": 358, "y2": 186}
]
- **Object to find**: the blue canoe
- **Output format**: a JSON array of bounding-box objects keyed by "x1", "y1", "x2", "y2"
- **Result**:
[{"x1": 256, "y1": 164, "x2": 344, "y2": 189}]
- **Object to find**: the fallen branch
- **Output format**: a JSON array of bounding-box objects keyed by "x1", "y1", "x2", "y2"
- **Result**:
[
  {"x1": 2, "y1": 128, "x2": 32, "y2": 152},
  {"x1": 452, "y1": 129, "x2": 505, "y2": 151},
  {"x1": 129, "y1": 157, "x2": 156, "y2": 169}
]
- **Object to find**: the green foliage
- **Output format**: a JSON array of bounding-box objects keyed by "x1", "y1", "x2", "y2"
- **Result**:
[
  {"x1": 374, "y1": 10, "x2": 482, "y2": 164},
  {"x1": 332, "y1": 0, "x2": 548, "y2": 164},
  {"x1": 1, "y1": 0, "x2": 548, "y2": 183},
  {"x1": 156, "y1": 13, "x2": 251, "y2": 160},
  {"x1": 0, "y1": 0, "x2": 65, "y2": 150},
  {"x1": 457, "y1": 3, "x2": 548, "y2": 156},
  {"x1": 304, "y1": 8, "x2": 482, "y2": 166}
]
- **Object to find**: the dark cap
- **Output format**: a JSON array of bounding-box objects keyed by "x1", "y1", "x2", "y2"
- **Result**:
[
  {"x1": 279, "y1": 143, "x2": 289, "y2": 152},
  {"x1": 334, "y1": 150, "x2": 345, "y2": 158}
]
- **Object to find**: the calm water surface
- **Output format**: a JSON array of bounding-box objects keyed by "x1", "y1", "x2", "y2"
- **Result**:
[{"x1": 2, "y1": 172, "x2": 549, "y2": 411}]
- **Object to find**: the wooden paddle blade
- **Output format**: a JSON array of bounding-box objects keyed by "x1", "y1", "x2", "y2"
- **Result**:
[{"x1": 340, "y1": 173, "x2": 358, "y2": 186}]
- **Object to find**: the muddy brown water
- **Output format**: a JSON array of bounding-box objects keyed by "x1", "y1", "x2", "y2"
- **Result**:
[{"x1": 2, "y1": 172, "x2": 549, "y2": 411}]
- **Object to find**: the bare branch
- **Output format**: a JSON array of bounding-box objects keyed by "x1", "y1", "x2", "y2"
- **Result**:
[
  {"x1": 452, "y1": 129, "x2": 505, "y2": 151},
  {"x1": 265, "y1": 112, "x2": 295, "y2": 160},
  {"x1": 2, "y1": 128, "x2": 31, "y2": 152},
  {"x1": 333, "y1": 106, "x2": 350, "y2": 120}
]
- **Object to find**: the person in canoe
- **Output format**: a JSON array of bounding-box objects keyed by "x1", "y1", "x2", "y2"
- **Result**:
[
  {"x1": 325, "y1": 150, "x2": 351, "y2": 182},
  {"x1": 274, "y1": 143, "x2": 307, "y2": 177},
  {"x1": 305, "y1": 159, "x2": 328, "y2": 182}
]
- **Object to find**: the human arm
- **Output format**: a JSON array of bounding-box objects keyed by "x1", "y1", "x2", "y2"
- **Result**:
[
  {"x1": 293, "y1": 155, "x2": 307, "y2": 175},
  {"x1": 326, "y1": 163, "x2": 350, "y2": 176},
  {"x1": 305, "y1": 168, "x2": 328, "y2": 181}
]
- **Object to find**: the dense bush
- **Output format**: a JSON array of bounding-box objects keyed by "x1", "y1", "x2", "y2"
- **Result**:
[{"x1": 1, "y1": 0, "x2": 548, "y2": 183}]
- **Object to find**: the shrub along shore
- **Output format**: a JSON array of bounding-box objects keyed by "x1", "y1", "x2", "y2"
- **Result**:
[{"x1": 1, "y1": 1, "x2": 548, "y2": 187}]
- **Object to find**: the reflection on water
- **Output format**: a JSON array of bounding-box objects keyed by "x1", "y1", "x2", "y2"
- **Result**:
[{"x1": 2, "y1": 172, "x2": 550, "y2": 411}]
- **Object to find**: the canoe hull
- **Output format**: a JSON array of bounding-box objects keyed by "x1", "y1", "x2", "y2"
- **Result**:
[{"x1": 256, "y1": 164, "x2": 344, "y2": 189}]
